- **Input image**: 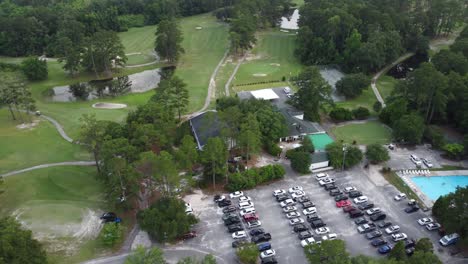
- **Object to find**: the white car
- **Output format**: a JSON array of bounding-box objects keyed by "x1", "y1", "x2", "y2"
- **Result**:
[
  {"x1": 286, "y1": 211, "x2": 301, "y2": 219},
  {"x1": 239, "y1": 196, "x2": 251, "y2": 202},
  {"x1": 273, "y1": 189, "x2": 286, "y2": 197},
  {"x1": 322, "y1": 233, "x2": 337, "y2": 241},
  {"x1": 292, "y1": 190, "x2": 306, "y2": 199},
  {"x1": 185, "y1": 203, "x2": 193, "y2": 214},
  {"x1": 239, "y1": 201, "x2": 254, "y2": 209},
  {"x1": 394, "y1": 193, "x2": 407, "y2": 201},
  {"x1": 239, "y1": 207, "x2": 256, "y2": 216},
  {"x1": 319, "y1": 178, "x2": 335, "y2": 186},
  {"x1": 214, "y1": 195, "x2": 226, "y2": 202},
  {"x1": 232, "y1": 231, "x2": 247, "y2": 239},
  {"x1": 289, "y1": 186, "x2": 303, "y2": 193},
  {"x1": 289, "y1": 217, "x2": 305, "y2": 226},
  {"x1": 344, "y1": 186, "x2": 357, "y2": 193},
  {"x1": 315, "y1": 227, "x2": 330, "y2": 235},
  {"x1": 354, "y1": 196, "x2": 368, "y2": 204},
  {"x1": 247, "y1": 220, "x2": 262, "y2": 229},
  {"x1": 417, "y1": 217, "x2": 433, "y2": 226},
  {"x1": 426, "y1": 222, "x2": 441, "y2": 231},
  {"x1": 260, "y1": 249, "x2": 276, "y2": 259},
  {"x1": 230, "y1": 191, "x2": 244, "y2": 198},
  {"x1": 303, "y1": 207, "x2": 317, "y2": 215},
  {"x1": 300, "y1": 237, "x2": 316, "y2": 247},
  {"x1": 385, "y1": 225, "x2": 400, "y2": 234},
  {"x1": 315, "y1": 173, "x2": 328, "y2": 180},
  {"x1": 421, "y1": 158, "x2": 433, "y2": 168},
  {"x1": 283, "y1": 87, "x2": 291, "y2": 94},
  {"x1": 410, "y1": 154, "x2": 422, "y2": 166},
  {"x1": 366, "y1": 208, "x2": 381, "y2": 215},
  {"x1": 280, "y1": 199, "x2": 296, "y2": 207},
  {"x1": 392, "y1": 233, "x2": 407, "y2": 242},
  {"x1": 282, "y1": 205, "x2": 297, "y2": 213}
]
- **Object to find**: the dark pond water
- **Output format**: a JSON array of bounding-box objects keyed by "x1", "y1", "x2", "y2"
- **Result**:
[
  {"x1": 47, "y1": 66, "x2": 175, "y2": 102},
  {"x1": 387, "y1": 53, "x2": 428, "y2": 79}
]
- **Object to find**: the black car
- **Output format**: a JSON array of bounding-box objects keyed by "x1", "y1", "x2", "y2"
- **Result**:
[
  {"x1": 366, "y1": 230, "x2": 383, "y2": 239},
  {"x1": 329, "y1": 189, "x2": 343, "y2": 196},
  {"x1": 249, "y1": 228, "x2": 265, "y2": 236},
  {"x1": 324, "y1": 184, "x2": 337, "y2": 191},
  {"x1": 311, "y1": 219, "x2": 326, "y2": 228},
  {"x1": 370, "y1": 213, "x2": 386, "y2": 221},
  {"x1": 348, "y1": 191, "x2": 363, "y2": 198},
  {"x1": 251, "y1": 233, "x2": 271, "y2": 243},
  {"x1": 354, "y1": 217, "x2": 368, "y2": 225},
  {"x1": 302, "y1": 201, "x2": 315, "y2": 208},
  {"x1": 224, "y1": 217, "x2": 241, "y2": 226},
  {"x1": 307, "y1": 215, "x2": 320, "y2": 222},
  {"x1": 218, "y1": 199, "x2": 232, "y2": 207},
  {"x1": 404, "y1": 239, "x2": 416, "y2": 249},
  {"x1": 261, "y1": 256, "x2": 278, "y2": 264},
  {"x1": 100, "y1": 212, "x2": 117, "y2": 223},
  {"x1": 293, "y1": 224, "x2": 309, "y2": 233},
  {"x1": 214, "y1": 194, "x2": 223, "y2": 202},
  {"x1": 371, "y1": 238, "x2": 387, "y2": 247},
  {"x1": 349, "y1": 210, "x2": 364, "y2": 218},
  {"x1": 228, "y1": 224, "x2": 244, "y2": 233},
  {"x1": 377, "y1": 221, "x2": 392, "y2": 228},
  {"x1": 405, "y1": 247, "x2": 415, "y2": 256},
  {"x1": 334, "y1": 194, "x2": 348, "y2": 202},
  {"x1": 358, "y1": 202, "x2": 374, "y2": 210},
  {"x1": 232, "y1": 239, "x2": 248, "y2": 248},
  {"x1": 298, "y1": 231, "x2": 313, "y2": 240},
  {"x1": 223, "y1": 206, "x2": 237, "y2": 213},
  {"x1": 404, "y1": 206, "x2": 420, "y2": 213},
  {"x1": 297, "y1": 196, "x2": 310, "y2": 204},
  {"x1": 222, "y1": 213, "x2": 237, "y2": 221},
  {"x1": 276, "y1": 194, "x2": 289, "y2": 202}
]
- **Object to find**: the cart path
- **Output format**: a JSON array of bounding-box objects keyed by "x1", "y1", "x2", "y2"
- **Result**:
[
  {"x1": 0, "y1": 161, "x2": 96, "y2": 178},
  {"x1": 224, "y1": 54, "x2": 246, "y2": 96}
]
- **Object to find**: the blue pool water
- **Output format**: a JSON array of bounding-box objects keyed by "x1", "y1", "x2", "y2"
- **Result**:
[{"x1": 411, "y1": 176, "x2": 468, "y2": 200}]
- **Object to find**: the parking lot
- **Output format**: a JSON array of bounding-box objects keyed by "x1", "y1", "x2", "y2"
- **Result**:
[{"x1": 183, "y1": 161, "x2": 463, "y2": 264}]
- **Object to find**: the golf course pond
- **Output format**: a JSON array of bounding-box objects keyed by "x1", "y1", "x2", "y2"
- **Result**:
[{"x1": 46, "y1": 66, "x2": 175, "y2": 102}]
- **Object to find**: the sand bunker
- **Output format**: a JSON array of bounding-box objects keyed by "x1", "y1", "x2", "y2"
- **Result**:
[
  {"x1": 195, "y1": 26, "x2": 202, "y2": 30},
  {"x1": 270, "y1": 63, "x2": 281, "y2": 67},
  {"x1": 16, "y1": 119, "x2": 40, "y2": 130},
  {"x1": 253, "y1": 73, "x2": 267, "y2": 77},
  {"x1": 92, "y1": 102, "x2": 127, "y2": 109}
]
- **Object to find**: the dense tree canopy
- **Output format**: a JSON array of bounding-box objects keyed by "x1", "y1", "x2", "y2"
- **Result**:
[
  {"x1": 326, "y1": 142, "x2": 363, "y2": 169},
  {"x1": 20, "y1": 56, "x2": 48, "y2": 80},
  {"x1": 155, "y1": 19, "x2": 184, "y2": 62},
  {"x1": 365, "y1": 144, "x2": 390, "y2": 164},
  {"x1": 336, "y1": 73, "x2": 371, "y2": 98}
]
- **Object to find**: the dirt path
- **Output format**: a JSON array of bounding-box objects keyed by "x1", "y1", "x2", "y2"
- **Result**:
[
  {"x1": 224, "y1": 54, "x2": 246, "y2": 96},
  {"x1": 371, "y1": 52, "x2": 414, "y2": 107},
  {"x1": 0, "y1": 161, "x2": 95, "y2": 178}
]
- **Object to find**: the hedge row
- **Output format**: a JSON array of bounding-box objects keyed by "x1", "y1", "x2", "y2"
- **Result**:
[
  {"x1": 226, "y1": 164, "x2": 286, "y2": 191},
  {"x1": 234, "y1": 79, "x2": 283, "y2": 87}
]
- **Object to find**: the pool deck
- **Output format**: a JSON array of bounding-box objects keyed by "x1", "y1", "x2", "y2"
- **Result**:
[{"x1": 396, "y1": 170, "x2": 468, "y2": 208}]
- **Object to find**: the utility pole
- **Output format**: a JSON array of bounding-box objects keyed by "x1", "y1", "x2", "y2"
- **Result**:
[{"x1": 342, "y1": 144, "x2": 348, "y2": 171}]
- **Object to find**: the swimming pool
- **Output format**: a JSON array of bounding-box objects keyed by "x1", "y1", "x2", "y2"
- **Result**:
[{"x1": 411, "y1": 176, "x2": 468, "y2": 200}]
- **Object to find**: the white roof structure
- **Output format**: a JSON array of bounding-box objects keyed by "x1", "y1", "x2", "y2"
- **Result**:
[{"x1": 250, "y1": 89, "x2": 279, "y2": 100}]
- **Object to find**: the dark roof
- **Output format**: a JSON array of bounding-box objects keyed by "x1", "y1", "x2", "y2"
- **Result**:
[
  {"x1": 189, "y1": 111, "x2": 223, "y2": 150},
  {"x1": 311, "y1": 152, "x2": 329, "y2": 163}
]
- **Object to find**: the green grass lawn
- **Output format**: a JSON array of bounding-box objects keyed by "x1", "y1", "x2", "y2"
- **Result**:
[
  {"x1": 215, "y1": 61, "x2": 236, "y2": 97},
  {"x1": 377, "y1": 75, "x2": 398, "y2": 101},
  {"x1": 331, "y1": 121, "x2": 392, "y2": 145},
  {"x1": 335, "y1": 86, "x2": 379, "y2": 115},
  {"x1": 0, "y1": 109, "x2": 89, "y2": 174},
  {"x1": 234, "y1": 31, "x2": 302, "y2": 87},
  {"x1": 119, "y1": 25, "x2": 158, "y2": 65},
  {"x1": 0, "y1": 166, "x2": 105, "y2": 264}
]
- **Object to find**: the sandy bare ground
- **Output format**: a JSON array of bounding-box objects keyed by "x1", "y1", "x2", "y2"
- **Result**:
[
  {"x1": 16, "y1": 119, "x2": 40, "y2": 130},
  {"x1": 92, "y1": 102, "x2": 128, "y2": 109}
]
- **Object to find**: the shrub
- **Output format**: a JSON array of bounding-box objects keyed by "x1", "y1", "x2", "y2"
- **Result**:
[
  {"x1": 365, "y1": 144, "x2": 390, "y2": 164},
  {"x1": 329, "y1": 107, "x2": 353, "y2": 122},
  {"x1": 100, "y1": 222, "x2": 124, "y2": 247},
  {"x1": 289, "y1": 151, "x2": 311, "y2": 174},
  {"x1": 226, "y1": 164, "x2": 285, "y2": 191},
  {"x1": 443, "y1": 143, "x2": 464, "y2": 160},
  {"x1": 236, "y1": 243, "x2": 259, "y2": 264},
  {"x1": 265, "y1": 142, "x2": 282, "y2": 156},
  {"x1": 424, "y1": 126, "x2": 446, "y2": 149},
  {"x1": 302, "y1": 136, "x2": 315, "y2": 153},
  {"x1": 326, "y1": 142, "x2": 363, "y2": 169},
  {"x1": 21, "y1": 56, "x2": 48, "y2": 80},
  {"x1": 138, "y1": 197, "x2": 198, "y2": 242},
  {"x1": 373, "y1": 101, "x2": 382, "y2": 112},
  {"x1": 352, "y1": 107, "x2": 370, "y2": 120}
]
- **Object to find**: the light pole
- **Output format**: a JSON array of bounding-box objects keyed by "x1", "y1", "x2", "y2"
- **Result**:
[{"x1": 342, "y1": 144, "x2": 348, "y2": 171}]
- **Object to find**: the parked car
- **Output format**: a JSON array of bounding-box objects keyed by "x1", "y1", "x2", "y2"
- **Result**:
[
  {"x1": 439, "y1": 233, "x2": 460, "y2": 246},
  {"x1": 366, "y1": 208, "x2": 381, "y2": 215},
  {"x1": 228, "y1": 224, "x2": 244, "y2": 233},
  {"x1": 239, "y1": 201, "x2": 254, "y2": 210},
  {"x1": 240, "y1": 207, "x2": 256, "y2": 216},
  {"x1": 426, "y1": 222, "x2": 441, "y2": 231},
  {"x1": 224, "y1": 217, "x2": 241, "y2": 226},
  {"x1": 394, "y1": 193, "x2": 407, "y2": 201},
  {"x1": 405, "y1": 247, "x2": 415, "y2": 256},
  {"x1": 349, "y1": 210, "x2": 364, "y2": 218},
  {"x1": 311, "y1": 219, "x2": 326, "y2": 228},
  {"x1": 388, "y1": 144, "x2": 395, "y2": 150},
  {"x1": 286, "y1": 211, "x2": 301, "y2": 219},
  {"x1": 421, "y1": 158, "x2": 433, "y2": 168},
  {"x1": 214, "y1": 194, "x2": 225, "y2": 202},
  {"x1": 218, "y1": 199, "x2": 232, "y2": 207},
  {"x1": 185, "y1": 203, "x2": 193, "y2": 214},
  {"x1": 410, "y1": 154, "x2": 422, "y2": 166},
  {"x1": 283, "y1": 87, "x2": 291, "y2": 94},
  {"x1": 243, "y1": 213, "x2": 259, "y2": 222},
  {"x1": 392, "y1": 233, "x2": 408, "y2": 242},
  {"x1": 292, "y1": 190, "x2": 306, "y2": 200},
  {"x1": 377, "y1": 221, "x2": 392, "y2": 228},
  {"x1": 289, "y1": 217, "x2": 305, "y2": 226},
  {"x1": 223, "y1": 206, "x2": 237, "y2": 213},
  {"x1": 344, "y1": 186, "x2": 357, "y2": 193},
  {"x1": 315, "y1": 227, "x2": 330, "y2": 235},
  {"x1": 404, "y1": 239, "x2": 416, "y2": 249},
  {"x1": 280, "y1": 199, "x2": 296, "y2": 207},
  {"x1": 408, "y1": 199, "x2": 417, "y2": 206},
  {"x1": 358, "y1": 202, "x2": 374, "y2": 210},
  {"x1": 366, "y1": 230, "x2": 383, "y2": 240},
  {"x1": 301, "y1": 237, "x2": 316, "y2": 248},
  {"x1": 322, "y1": 233, "x2": 337, "y2": 241},
  {"x1": 261, "y1": 257, "x2": 278, "y2": 264},
  {"x1": 315, "y1": 173, "x2": 328, "y2": 181},
  {"x1": 260, "y1": 249, "x2": 276, "y2": 259},
  {"x1": 354, "y1": 217, "x2": 368, "y2": 225},
  {"x1": 343, "y1": 206, "x2": 356, "y2": 213},
  {"x1": 371, "y1": 238, "x2": 387, "y2": 247},
  {"x1": 293, "y1": 224, "x2": 309, "y2": 233},
  {"x1": 298, "y1": 231, "x2": 313, "y2": 240},
  {"x1": 404, "y1": 205, "x2": 420, "y2": 213},
  {"x1": 223, "y1": 213, "x2": 237, "y2": 221},
  {"x1": 247, "y1": 220, "x2": 262, "y2": 229},
  {"x1": 324, "y1": 184, "x2": 337, "y2": 191},
  {"x1": 282, "y1": 205, "x2": 297, "y2": 213},
  {"x1": 319, "y1": 178, "x2": 336, "y2": 186},
  {"x1": 334, "y1": 194, "x2": 348, "y2": 202},
  {"x1": 273, "y1": 189, "x2": 286, "y2": 197},
  {"x1": 329, "y1": 189, "x2": 343, "y2": 196},
  {"x1": 385, "y1": 225, "x2": 400, "y2": 234},
  {"x1": 307, "y1": 215, "x2": 320, "y2": 223},
  {"x1": 358, "y1": 223, "x2": 376, "y2": 234},
  {"x1": 100, "y1": 212, "x2": 119, "y2": 223},
  {"x1": 232, "y1": 239, "x2": 248, "y2": 248},
  {"x1": 232, "y1": 231, "x2": 247, "y2": 239},
  {"x1": 276, "y1": 194, "x2": 289, "y2": 202},
  {"x1": 370, "y1": 213, "x2": 387, "y2": 221},
  {"x1": 378, "y1": 244, "x2": 392, "y2": 254},
  {"x1": 336, "y1": 200, "x2": 352, "y2": 208},
  {"x1": 354, "y1": 196, "x2": 369, "y2": 204},
  {"x1": 230, "y1": 191, "x2": 244, "y2": 199},
  {"x1": 239, "y1": 196, "x2": 251, "y2": 202},
  {"x1": 417, "y1": 217, "x2": 433, "y2": 226},
  {"x1": 289, "y1": 186, "x2": 303, "y2": 193},
  {"x1": 302, "y1": 201, "x2": 315, "y2": 209},
  {"x1": 249, "y1": 228, "x2": 265, "y2": 236},
  {"x1": 303, "y1": 207, "x2": 317, "y2": 215},
  {"x1": 348, "y1": 191, "x2": 363, "y2": 198},
  {"x1": 251, "y1": 233, "x2": 272, "y2": 243},
  {"x1": 297, "y1": 196, "x2": 311, "y2": 204},
  {"x1": 257, "y1": 242, "x2": 271, "y2": 251}
]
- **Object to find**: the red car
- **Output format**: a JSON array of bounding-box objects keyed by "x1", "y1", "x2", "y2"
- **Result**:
[
  {"x1": 336, "y1": 200, "x2": 352, "y2": 208},
  {"x1": 343, "y1": 206, "x2": 356, "y2": 213},
  {"x1": 243, "y1": 213, "x2": 259, "y2": 222}
]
